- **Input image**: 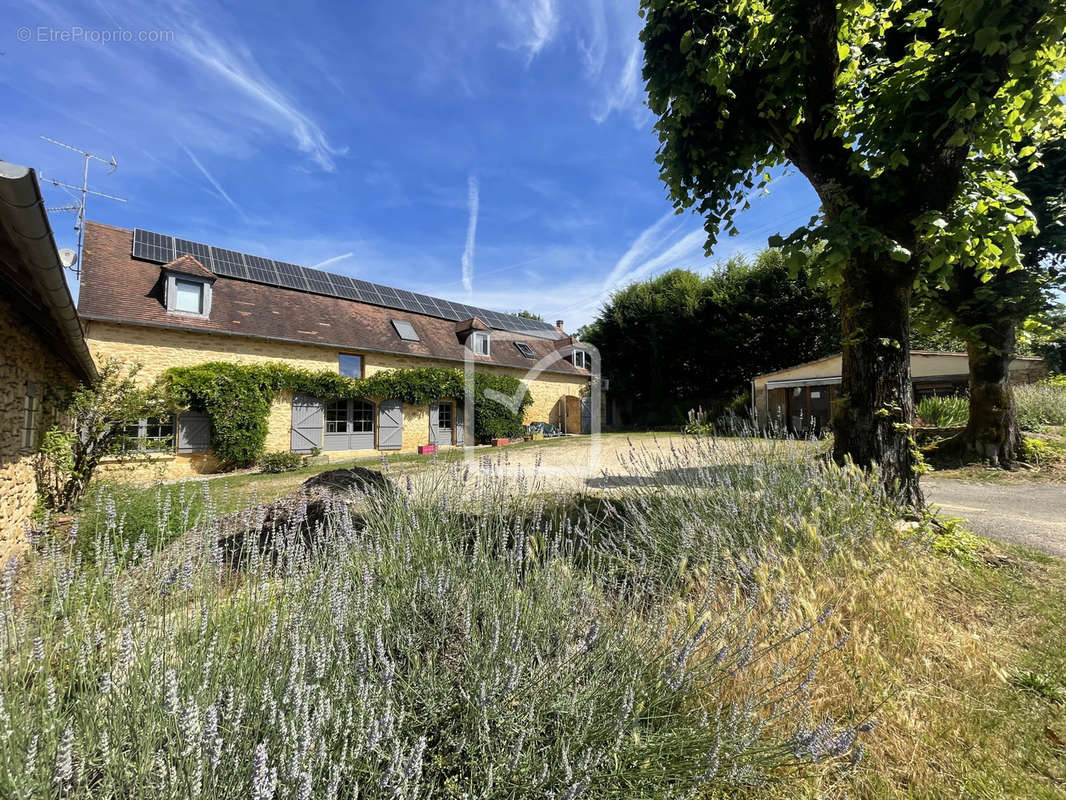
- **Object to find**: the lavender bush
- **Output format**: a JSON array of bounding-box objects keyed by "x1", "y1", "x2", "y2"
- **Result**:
[{"x1": 0, "y1": 438, "x2": 878, "y2": 798}]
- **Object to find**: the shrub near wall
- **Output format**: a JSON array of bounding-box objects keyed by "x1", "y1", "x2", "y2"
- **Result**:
[
  {"x1": 1015, "y1": 378, "x2": 1066, "y2": 430},
  {"x1": 163, "y1": 363, "x2": 532, "y2": 467}
]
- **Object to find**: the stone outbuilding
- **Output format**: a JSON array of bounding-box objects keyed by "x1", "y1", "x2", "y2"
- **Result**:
[{"x1": 0, "y1": 162, "x2": 97, "y2": 542}]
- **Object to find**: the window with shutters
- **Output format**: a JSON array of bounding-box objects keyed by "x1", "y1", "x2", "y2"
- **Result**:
[
  {"x1": 119, "y1": 416, "x2": 176, "y2": 453},
  {"x1": 437, "y1": 402, "x2": 452, "y2": 430},
  {"x1": 22, "y1": 383, "x2": 39, "y2": 449}
]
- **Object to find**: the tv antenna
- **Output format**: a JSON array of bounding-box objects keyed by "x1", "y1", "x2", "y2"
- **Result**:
[{"x1": 39, "y1": 135, "x2": 127, "y2": 274}]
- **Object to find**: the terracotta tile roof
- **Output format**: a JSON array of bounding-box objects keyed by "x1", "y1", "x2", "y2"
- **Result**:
[
  {"x1": 162, "y1": 254, "x2": 215, "y2": 280},
  {"x1": 78, "y1": 222, "x2": 589, "y2": 377}
]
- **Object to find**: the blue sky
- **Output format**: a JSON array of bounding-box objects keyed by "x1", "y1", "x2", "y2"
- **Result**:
[{"x1": 3, "y1": 0, "x2": 819, "y2": 329}]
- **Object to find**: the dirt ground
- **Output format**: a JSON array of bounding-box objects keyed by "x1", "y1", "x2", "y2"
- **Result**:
[{"x1": 409, "y1": 432, "x2": 805, "y2": 493}]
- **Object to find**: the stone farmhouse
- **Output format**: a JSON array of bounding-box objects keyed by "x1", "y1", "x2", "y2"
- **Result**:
[
  {"x1": 76, "y1": 222, "x2": 594, "y2": 478},
  {"x1": 0, "y1": 163, "x2": 97, "y2": 540}
]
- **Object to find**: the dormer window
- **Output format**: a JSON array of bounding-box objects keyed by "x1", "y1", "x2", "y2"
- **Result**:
[
  {"x1": 573, "y1": 350, "x2": 591, "y2": 370},
  {"x1": 162, "y1": 255, "x2": 215, "y2": 318},
  {"x1": 174, "y1": 279, "x2": 204, "y2": 313},
  {"x1": 471, "y1": 331, "x2": 490, "y2": 356},
  {"x1": 166, "y1": 275, "x2": 211, "y2": 317}
]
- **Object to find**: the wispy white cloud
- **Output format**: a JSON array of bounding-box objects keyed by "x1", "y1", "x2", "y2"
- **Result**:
[
  {"x1": 175, "y1": 24, "x2": 345, "y2": 171},
  {"x1": 312, "y1": 252, "x2": 354, "y2": 269},
  {"x1": 553, "y1": 215, "x2": 706, "y2": 325},
  {"x1": 496, "y1": 0, "x2": 559, "y2": 62},
  {"x1": 461, "y1": 174, "x2": 480, "y2": 293},
  {"x1": 592, "y1": 40, "x2": 645, "y2": 124},
  {"x1": 578, "y1": 0, "x2": 608, "y2": 78},
  {"x1": 179, "y1": 142, "x2": 247, "y2": 220}
]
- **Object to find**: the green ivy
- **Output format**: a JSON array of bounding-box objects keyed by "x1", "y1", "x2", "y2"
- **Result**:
[{"x1": 162, "y1": 362, "x2": 533, "y2": 467}]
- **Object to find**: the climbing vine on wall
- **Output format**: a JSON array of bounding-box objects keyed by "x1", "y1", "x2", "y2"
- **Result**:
[{"x1": 161, "y1": 362, "x2": 532, "y2": 467}]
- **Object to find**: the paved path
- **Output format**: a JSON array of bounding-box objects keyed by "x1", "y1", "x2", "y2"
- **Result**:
[{"x1": 924, "y1": 478, "x2": 1066, "y2": 558}]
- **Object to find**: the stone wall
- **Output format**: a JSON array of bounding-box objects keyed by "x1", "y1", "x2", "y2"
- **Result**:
[
  {"x1": 0, "y1": 294, "x2": 79, "y2": 542},
  {"x1": 84, "y1": 322, "x2": 589, "y2": 478}
]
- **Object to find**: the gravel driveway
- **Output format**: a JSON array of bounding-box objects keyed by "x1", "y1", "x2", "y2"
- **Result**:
[{"x1": 923, "y1": 478, "x2": 1066, "y2": 558}]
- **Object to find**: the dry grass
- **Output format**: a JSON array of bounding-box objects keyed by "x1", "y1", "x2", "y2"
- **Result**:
[{"x1": 761, "y1": 534, "x2": 1066, "y2": 798}]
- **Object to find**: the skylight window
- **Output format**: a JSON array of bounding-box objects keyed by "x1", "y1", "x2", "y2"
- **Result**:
[
  {"x1": 392, "y1": 320, "x2": 420, "y2": 341},
  {"x1": 515, "y1": 342, "x2": 535, "y2": 359}
]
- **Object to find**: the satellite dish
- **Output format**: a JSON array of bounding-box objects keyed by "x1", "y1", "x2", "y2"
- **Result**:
[{"x1": 58, "y1": 248, "x2": 77, "y2": 268}]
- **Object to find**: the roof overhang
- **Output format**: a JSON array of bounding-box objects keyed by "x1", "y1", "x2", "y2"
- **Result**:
[
  {"x1": 765, "y1": 376, "x2": 842, "y2": 389},
  {"x1": 0, "y1": 162, "x2": 97, "y2": 382}
]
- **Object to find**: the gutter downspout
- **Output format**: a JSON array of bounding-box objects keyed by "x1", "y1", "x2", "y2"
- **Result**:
[{"x1": 0, "y1": 163, "x2": 98, "y2": 382}]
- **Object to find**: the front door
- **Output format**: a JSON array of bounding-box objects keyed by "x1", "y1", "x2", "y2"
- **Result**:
[
  {"x1": 429, "y1": 401, "x2": 453, "y2": 446},
  {"x1": 323, "y1": 399, "x2": 376, "y2": 451}
]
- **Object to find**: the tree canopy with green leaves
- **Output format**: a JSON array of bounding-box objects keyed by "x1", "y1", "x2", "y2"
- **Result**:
[
  {"x1": 920, "y1": 136, "x2": 1066, "y2": 464},
  {"x1": 580, "y1": 250, "x2": 840, "y2": 425},
  {"x1": 640, "y1": 0, "x2": 1065, "y2": 505}
]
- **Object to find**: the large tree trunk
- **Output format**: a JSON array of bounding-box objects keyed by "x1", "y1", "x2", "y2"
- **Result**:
[
  {"x1": 961, "y1": 321, "x2": 1020, "y2": 465},
  {"x1": 832, "y1": 257, "x2": 924, "y2": 508}
]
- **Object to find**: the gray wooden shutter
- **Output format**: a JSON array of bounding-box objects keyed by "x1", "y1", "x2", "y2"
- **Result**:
[
  {"x1": 455, "y1": 403, "x2": 465, "y2": 446},
  {"x1": 428, "y1": 403, "x2": 441, "y2": 445},
  {"x1": 580, "y1": 397, "x2": 592, "y2": 435},
  {"x1": 291, "y1": 395, "x2": 324, "y2": 453},
  {"x1": 177, "y1": 410, "x2": 212, "y2": 453},
  {"x1": 378, "y1": 400, "x2": 403, "y2": 450}
]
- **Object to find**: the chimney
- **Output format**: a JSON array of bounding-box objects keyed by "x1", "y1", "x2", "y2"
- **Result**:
[{"x1": 555, "y1": 319, "x2": 565, "y2": 332}]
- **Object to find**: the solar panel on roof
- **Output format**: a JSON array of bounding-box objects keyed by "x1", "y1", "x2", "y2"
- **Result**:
[
  {"x1": 245, "y1": 255, "x2": 278, "y2": 285},
  {"x1": 210, "y1": 247, "x2": 249, "y2": 279},
  {"x1": 302, "y1": 267, "x2": 335, "y2": 295},
  {"x1": 132, "y1": 229, "x2": 174, "y2": 263},
  {"x1": 174, "y1": 238, "x2": 212, "y2": 265},
  {"x1": 274, "y1": 261, "x2": 308, "y2": 290},
  {"x1": 128, "y1": 228, "x2": 563, "y2": 336}
]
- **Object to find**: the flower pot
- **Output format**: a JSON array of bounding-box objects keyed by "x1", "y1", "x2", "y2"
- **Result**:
[{"x1": 418, "y1": 444, "x2": 438, "y2": 455}]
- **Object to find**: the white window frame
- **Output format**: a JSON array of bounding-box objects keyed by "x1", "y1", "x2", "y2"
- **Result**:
[
  {"x1": 573, "y1": 350, "x2": 591, "y2": 370},
  {"x1": 166, "y1": 273, "x2": 211, "y2": 318},
  {"x1": 471, "y1": 332, "x2": 490, "y2": 356}
]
